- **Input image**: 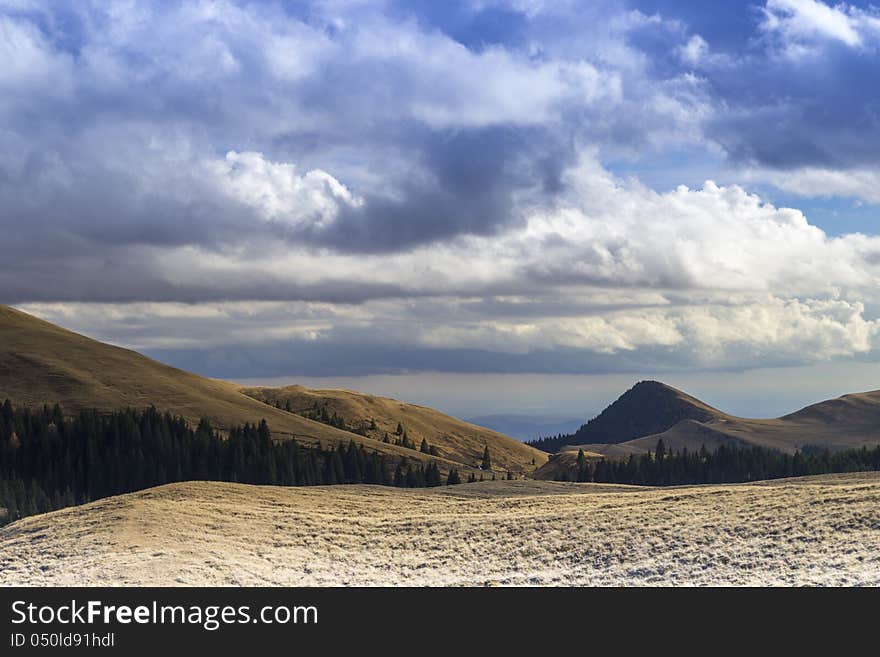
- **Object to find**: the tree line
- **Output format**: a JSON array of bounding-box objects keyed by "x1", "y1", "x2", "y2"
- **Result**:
[
  {"x1": 526, "y1": 433, "x2": 571, "y2": 453},
  {"x1": 0, "y1": 400, "x2": 463, "y2": 525},
  {"x1": 561, "y1": 439, "x2": 880, "y2": 485}
]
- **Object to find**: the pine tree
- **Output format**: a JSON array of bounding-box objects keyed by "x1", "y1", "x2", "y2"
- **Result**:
[
  {"x1": 481, "y1": 446, "x2": 491, "y2": 471},
  {"x1": 446, "y1": 469, "x2": 461, "y2": 485},
  {"x1": 655, "y1": 438, "x2": 666, "y2": 462},
  {"x1": 426, "y1": 462, "x2": 442, "y2": 486}
]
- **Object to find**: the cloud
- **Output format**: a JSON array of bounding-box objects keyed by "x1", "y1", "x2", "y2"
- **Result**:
[
  {"x1": 761, "y1": 0, "x2": 865, "y2": 48},
  {"x1": 0, "y1": 0, "x2": 712, "y2": 256},
  {"x1": 209, "y1": 151, "x2": 361, "y2": 229},
  {"x1": 743, "y1": 166, "x2": 880, "y2": 204},
  {"x1": 517, "y1": 162, "x2": 879, "y2": 295},
  {"x1": 0, "y1": 14, "x2": 71, "y2": 89},
  {"x1": 678, "y1": 34, "x2": 709, "y2": 64},
  {"x1": 7, "y1": 160, "x2": 872, "y2": 306},
  {"x1": 699, "y1": 1, "x2": 880, "y2": 178},
  {"x1": 3, "y1": 0, "x2": 880, "y2": 379},
  {"x1": 15, "y1": 161, "x2": 880, "y2": 375},
  {"x1": 20, "y1": 293, "x2": 880, "y2": 377}
]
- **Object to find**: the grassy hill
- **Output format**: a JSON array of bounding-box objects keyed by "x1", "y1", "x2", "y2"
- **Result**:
[
  {"x1": 2, "y1": 473, "x2": 877, "y2": 585},
  {"x1": 530, "y1": 380, "x2": 720, "y2": 452},
  {"x1": 0, "y1": 305, "x2": 543, "y2": 473},
  {"x1": 530, "y1": 449, "x2": 604, "y2": 481},
  {"x1": 582, "y1": 393, "x2": 880, "y2": 458},
  {"x1": 535, "y1": 380, "x2": 880, "y2": 468},
  {"x1": 241, "y1": 385, "x2": 545, "y2": 474}
]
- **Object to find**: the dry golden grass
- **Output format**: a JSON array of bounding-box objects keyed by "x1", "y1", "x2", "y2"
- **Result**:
[
  {"x1": 242, "y1": 385, "x2": 546, "y2": 473},
  {"x1": 2, "y1": 473, "x2": 877, "y2": 586},
  {"x1": 0, "y1": 305, "x2": 352, "y2": 444},
  {"x1": 0, "y1": 305, "x2": 536, "y2": 473}
]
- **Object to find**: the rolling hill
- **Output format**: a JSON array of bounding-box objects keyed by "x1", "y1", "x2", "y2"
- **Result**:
[
  {"x1": 534, "y1": 380, "x2": 880, "y2": 474},
  {"x1": 0, "y1": 305, "x2": 544, "y2": 474},
  {"x1": 241, "y1": 385, "x2": 544, "y2": 474},
  {"x1": 2, "y1": 473, "x2": 877, "y2": 585}
]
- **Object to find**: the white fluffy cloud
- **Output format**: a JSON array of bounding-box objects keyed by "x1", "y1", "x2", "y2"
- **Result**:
[
  {"x1": 5, "y1": 0, "x2": 880, "y2": 378},
  {"x1": 448, "y1": 160, "x2": 880, "y2": 298},
  {"x1": 208, "y1": 151, "x2": 361, "y2": 228},
  {"x1": 21, "y1": 156, "x2": 880, "y2": 372},
  {"x1": 411, "y1": 296, "x2": 878, "y2": 364},
  {"x1": 761, "y1": 0, "x2": 880, "y2": 50}
]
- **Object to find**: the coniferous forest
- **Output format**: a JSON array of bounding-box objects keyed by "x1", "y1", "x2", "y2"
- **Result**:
[
  {"x1": 4, "y1": 398, "x2": 880, "y2": 527},
  {"x1": 562, "y1": 439, "x2": 880, "y2": 485},
  {"x1": 0, "y1": 400, "x2": 447, "y2": 525},
  {"x1": 263, "y1": 399, "x2": 442, "y2": 455}
]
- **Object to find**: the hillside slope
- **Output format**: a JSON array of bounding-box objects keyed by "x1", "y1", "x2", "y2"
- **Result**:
[
  {"x1": 0, "y1": 305, "x2": 539, "y2": 472},
  {"x1": 592, "y1": 394, "x2": 880, "y2": 458},
  {"x1": 0, "y1": 306, "x2": 374, "y2": 446},
  {"x1": 534, "y1": 381, "x2": 722, "y2": 451},
  {"x1": 242, "y1": 385, "x2": 546, "y2": 474},
  {"x1": 2, "y1": 474, "x2": 877, "y2": 585},
  {"x1": 541, "y1": 380, "x2": 880, "y2": 460}
]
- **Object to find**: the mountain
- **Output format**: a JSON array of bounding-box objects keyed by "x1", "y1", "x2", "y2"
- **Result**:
[
  {"x1": 0, "y1": 305, "x2": 544, "y2": 473},
  {"x1": 530, "y1": 381, "x2": 720, "y2": 451},
  {"x1": 241, "y1": 385, "x2": 546, "y2": 473},
  {"x1": 533, "y1": 379, "x2": 880, "y2": 460}
]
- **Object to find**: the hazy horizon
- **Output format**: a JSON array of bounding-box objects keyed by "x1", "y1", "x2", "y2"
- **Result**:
[{"x1": 237, "y1": 359, "x2": 880, "y2": 428}]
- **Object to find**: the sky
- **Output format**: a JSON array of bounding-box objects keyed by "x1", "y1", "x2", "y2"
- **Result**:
[{"x1": 3, "y1": 0, "x2": 880, "y2": 423}]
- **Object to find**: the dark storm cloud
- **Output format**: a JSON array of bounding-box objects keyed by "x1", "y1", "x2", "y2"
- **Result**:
[
  {"x1": 0, "y1": 0, "x2": 706, "y2": 303},
  {"x1": 5, "y1": 0, "x2": 880, "y2": 382},
  {"x1": 314, "y1": 125, "x2": 572, "y2": 252},
  {"x1": 144, "y1": 335, "x2": 817, "y2": 380},
  {"x1": 144, "y1": 340, "x2": 678, "y2": 378},
  {"x1": 0, "y1": 2, "x2": 570, "y2": 276}
]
